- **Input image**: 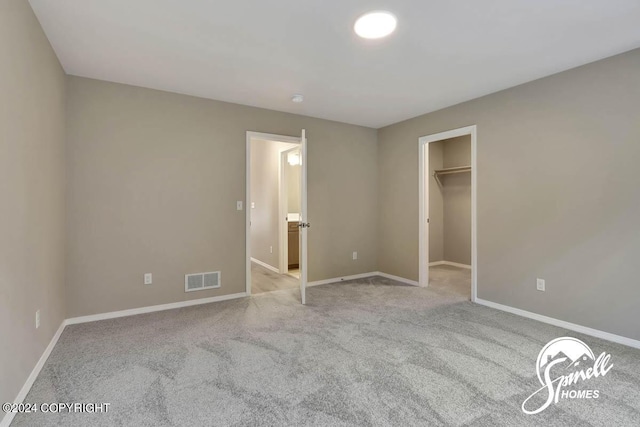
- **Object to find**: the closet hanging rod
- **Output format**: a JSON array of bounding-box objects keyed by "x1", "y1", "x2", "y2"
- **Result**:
[
  {"x1": 433, "y1": 166, "x2": 471, "y2": 187},
  {"x1": 433, "y1": 165, "x2": 471, "y2": 176}
]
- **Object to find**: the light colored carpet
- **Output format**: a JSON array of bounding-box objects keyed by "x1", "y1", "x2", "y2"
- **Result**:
[
  {"x1": 428, "y1": 264, "x2": 471, "y2": 298},
  {"x1": 288, "y1": 268, "x2": 300, "y2": 279},
  {"x1": 12, "y1": 274, "x2": 640, "y2": 426},
  {"x1": 251, "y1": 261, "x2": 299, "y2": 294}
]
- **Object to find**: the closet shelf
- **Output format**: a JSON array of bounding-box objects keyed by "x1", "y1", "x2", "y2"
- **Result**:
[{"x1": 433, "y1": 166, "x2": 471, "y2": 186}]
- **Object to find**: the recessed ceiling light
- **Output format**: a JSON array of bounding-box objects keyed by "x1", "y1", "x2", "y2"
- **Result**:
[
  {"x1": 354, "y1": 11, "x2": 397, "y2": 39},
  {"x1": 291, "y1": 94, "x2": 304, "y2": 103}
]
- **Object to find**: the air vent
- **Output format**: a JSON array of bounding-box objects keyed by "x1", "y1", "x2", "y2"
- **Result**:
[{"x1": 185, "y1": 271, "x2": 220, "y2": 292}]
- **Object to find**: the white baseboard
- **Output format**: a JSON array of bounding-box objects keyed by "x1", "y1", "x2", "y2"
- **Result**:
[
  {"x1": 250, "y1": 257, "x2": 280, "y2": 273},
  {"x1": 429, "y1": 261, "x2": 472, "y2": 269},
  {"x1": 475, "y1": 298, "x2": 640, "y2": 350},
  {"x1": 66, "y1": 292, "x2": 248, "y2": 325},
  {"x1": 1, "y1": 321, "x2": 66, "y2": 427},
  {"x1": 308, "y1": 272, "x2": 378, "y2": 287},
  {"x1": 375, "y1": 272, "x2": 420, "y2": 287}
]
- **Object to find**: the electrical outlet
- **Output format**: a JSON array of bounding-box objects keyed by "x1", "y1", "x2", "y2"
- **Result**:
[
  {"x1": 536, "y1": 278, "x2": 545, "y2": 292},
  {"x1": 144, "y1": 273, "x2": 153, "y2": 285},
  {"x1": 270, "y1": 246, "x2": 273, "y2": 254},
  {"x1": 251, "y1": 202, "x2": 255, "y2": 209},
  {"x1": 236, "y1": 201, "x2": 243, "y2": 210},
  {"x1": 35, "y1": 310, "x2": 40, "y2": 329},
  {"x1": 352, "y1": 251, "x2": 358, "y2": 260}
]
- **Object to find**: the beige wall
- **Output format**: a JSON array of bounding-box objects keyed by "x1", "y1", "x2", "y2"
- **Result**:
[
  {"x1": 286, "y1": 154, "x2": 301, "y2": 214},
  {"x1": 428, "y1": 136, "x2": 472, "y2": 265},
  {"x1": 250, "y1": 139, "x2": 295, "y2": 268},
  {"x1": 379, "y1": 48, "x2": 640, "y2": 340},
  {"x1": 442, "y1": 136, "x2": 471, "y2": 265},
  {"x1": 0, "y1": 0, "x2": 66, "y2": 406},
  {"x1": 66, "y1": 76, "x2": 378, "y2": 317}
]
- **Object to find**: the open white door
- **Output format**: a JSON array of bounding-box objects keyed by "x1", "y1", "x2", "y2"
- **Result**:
[{"x1": 299, "y1": 129, "x2": 309, "y2": 304}]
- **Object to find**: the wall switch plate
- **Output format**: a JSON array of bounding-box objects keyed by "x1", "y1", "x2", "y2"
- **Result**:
[
  {"x1": 36, "y1": 310, "x2": 40, "y2": 329},
  {"x1": 236, "y1": 201, "x2": 243, "y2": 210},
  {"x1": 352, "y1": 251, "x2": 358, "y2": 260},
  {"x1": 536, "y1": 278, "x2": 545, "y2": 291},
  {"x1": 144, "y1": 273, "x2": 153, "y2": 285},
  {"x1": 270, "y1": 246, "x2": 273, "y2": 254},
  {"x1": 251, "y1": 202, "x2": 255, "y2": 209}
]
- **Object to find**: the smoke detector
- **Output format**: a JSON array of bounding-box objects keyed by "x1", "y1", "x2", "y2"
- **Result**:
[{"x1": 291, "y1": 94, "x2": 304, "y2": 103}]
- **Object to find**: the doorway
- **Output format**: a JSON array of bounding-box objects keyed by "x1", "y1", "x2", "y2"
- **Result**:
[
  {"x1": 246, "y1": 131, "x2": 309, "y2": 303},
  {"x1": 280, "y1": 147, "x2": 301, "y2": 278},
  {"x1": 418, "y1": 126, "x2": 477, "y2": 301}
]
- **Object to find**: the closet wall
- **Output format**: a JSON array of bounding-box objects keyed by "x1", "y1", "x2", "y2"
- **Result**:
[
  {"x1": 429, "y1": 135, "x2": 471, "y2": 265},
  {"x1": 428, "y1": 141, "x2": 445, "y2": 262}
]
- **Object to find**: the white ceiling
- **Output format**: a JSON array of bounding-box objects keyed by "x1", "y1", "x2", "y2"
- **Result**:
[{"x1": 30, "y1": 0, "x2": 640, "y2": 128}]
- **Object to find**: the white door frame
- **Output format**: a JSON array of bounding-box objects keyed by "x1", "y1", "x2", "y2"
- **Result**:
[
  {"x1": 279, "y1": 147, "x2": 300, "y2": 274},
  {"x1": 246, "y1": 131, "x2": 301, "y2": 295},
  {"x1": 418, "y1": 125, "x2": 478, "y2": 301}
]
